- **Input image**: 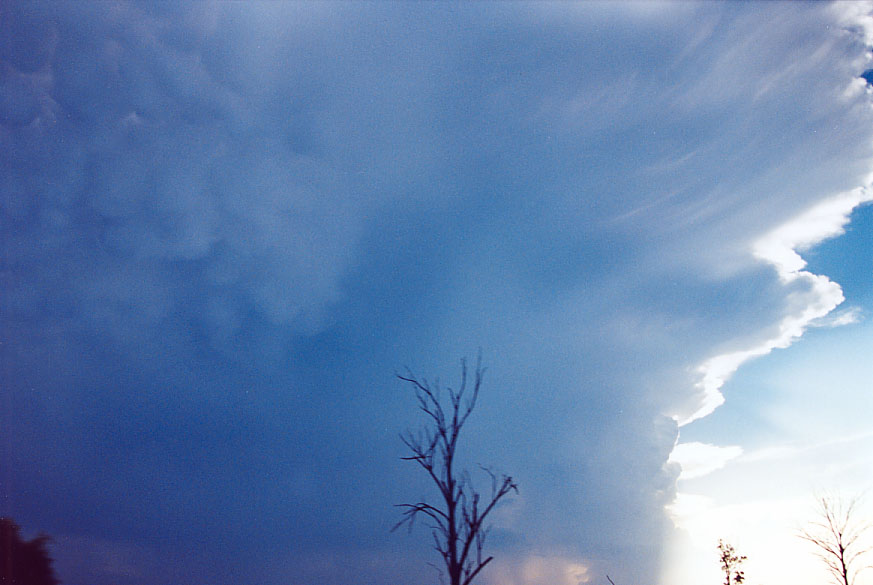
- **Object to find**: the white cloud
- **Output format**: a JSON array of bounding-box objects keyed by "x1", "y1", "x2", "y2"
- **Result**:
[
  {"x1": 752, "y1": 188, "x2": 869, "y2": 275},
  {"x1": 832, "y1": 1, "x2": 873, "y2": 48},
  {"x1": 738, "y1": 431, "x2": 873, "y2": 465},
  {"x1": 665, "y1": 492, "x2": 713, "y2": 527},
  {"x1": 680, "y1": 190, "x2": 873, "y2": 425},
  {"x1": 843, "y1": 75, "x2": 870, "y2": 100},
  {"x1": 737, "y1": 444, "x2": 800, "y2": 463},
  {"x1": 811, "y1": 306, "x2": 863, "y2": 328},
  {"x1": 665, "y1": 431, "x2": 873, "y2": 585},
  {"x1": 669, "y1": 442, "x2": 743, "y2": 480}
]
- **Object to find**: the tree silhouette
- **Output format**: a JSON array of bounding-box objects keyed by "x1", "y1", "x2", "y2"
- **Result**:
[
  {"x1": 799, "y1": 494, "x2": 872, "y2": 585},
  {"x1": 717, "y1": 539, "x2": 746, "y2": 585},
  {"x1": 0, "y1": 517, "x2": 60, "y2": 585},
  {"x1": 394, "y1": 355, "x2": 517, "y2": 585}
]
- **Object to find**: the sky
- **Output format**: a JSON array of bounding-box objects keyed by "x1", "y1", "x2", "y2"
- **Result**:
[{"x1": 1, "y1": 2, "x2": 872, "y2": 585}]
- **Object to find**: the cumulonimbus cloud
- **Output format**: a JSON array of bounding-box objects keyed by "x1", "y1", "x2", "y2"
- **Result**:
[{"x1": 3, "y1": 3, "x2": 873, "y2": 585}]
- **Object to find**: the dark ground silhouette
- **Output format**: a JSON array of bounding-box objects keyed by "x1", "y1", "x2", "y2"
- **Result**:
[{"x1": 1, "y1": 518, "x2": 60, "y2": 585}]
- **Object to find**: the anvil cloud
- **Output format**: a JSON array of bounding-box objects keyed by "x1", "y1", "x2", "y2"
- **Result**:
[{"x1": 2, "y1": 2, "x2": 872, "y2": 585}]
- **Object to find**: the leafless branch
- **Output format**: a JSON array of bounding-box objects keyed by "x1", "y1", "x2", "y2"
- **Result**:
[
  {"x1": 394, "y1": 353, "x2": 516, "y2": 585},
  {"x1": 798, "y1": 493, "x2": 872, "y2": 585}
]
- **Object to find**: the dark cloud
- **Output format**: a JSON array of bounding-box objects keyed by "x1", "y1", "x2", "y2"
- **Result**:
[{"x1": 2, "y1": 2, "x2": 872, "y2": 585}]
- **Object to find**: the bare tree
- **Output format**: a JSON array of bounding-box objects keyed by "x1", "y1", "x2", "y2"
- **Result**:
[
  {"x1": 717, "y1": 539, "x2": 746, "y2": 585},
  {"x1": 799, "y1": 494, "x2": 872, "y2": 585},
  {"x1": 394, "y1": 355, "x2": 517, "y2": 585}
]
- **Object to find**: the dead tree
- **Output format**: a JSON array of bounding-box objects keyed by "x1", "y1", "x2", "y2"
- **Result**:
[
  {"x1": 394, "y1": 355, "x2": 517, "y2": 585},
  {"x1": 799, "y1": 494, "x2": 872, "y2": 585}
]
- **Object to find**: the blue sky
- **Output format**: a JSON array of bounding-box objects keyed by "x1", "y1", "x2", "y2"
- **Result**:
[{"x1": 1, "y1": 2, "x2": 872, "y2": 585}]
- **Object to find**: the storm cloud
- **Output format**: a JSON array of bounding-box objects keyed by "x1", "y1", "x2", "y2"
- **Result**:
[{"x1": 2, "y1": 2, "x2": 872, "y2": 585}]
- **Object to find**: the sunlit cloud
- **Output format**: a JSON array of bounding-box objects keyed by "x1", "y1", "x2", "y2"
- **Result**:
[
  {"x1": 665, "y1": 496, "x2": 834, "y2": 585},
  {"x1": 683, "y1": 190, "x2": 872, "y2": 425},
  {"x1": 832, "y1": 1, "x2": 873, "y2": 47},
  {"x1": 810, "y1": 306, "x2": 863, "y2": 328},
  {"x1": 487, "y1": 555, "x2": 591, "y2": 585},
  {"x1": 738, "y1": 430, "x2": 873, "y2": 465},
  {"x1": 665, "y1": 492, "x2": 714, "y2": 529},
  {"x1": 669, "y1": 442, "x2": 743, "y2": 480},
  {"x1": 753, "y1": 189, "x2": 869, "y2": 275},
  {"x1": 666, "y1": 430, "x2": 873, "y2": 585}
]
